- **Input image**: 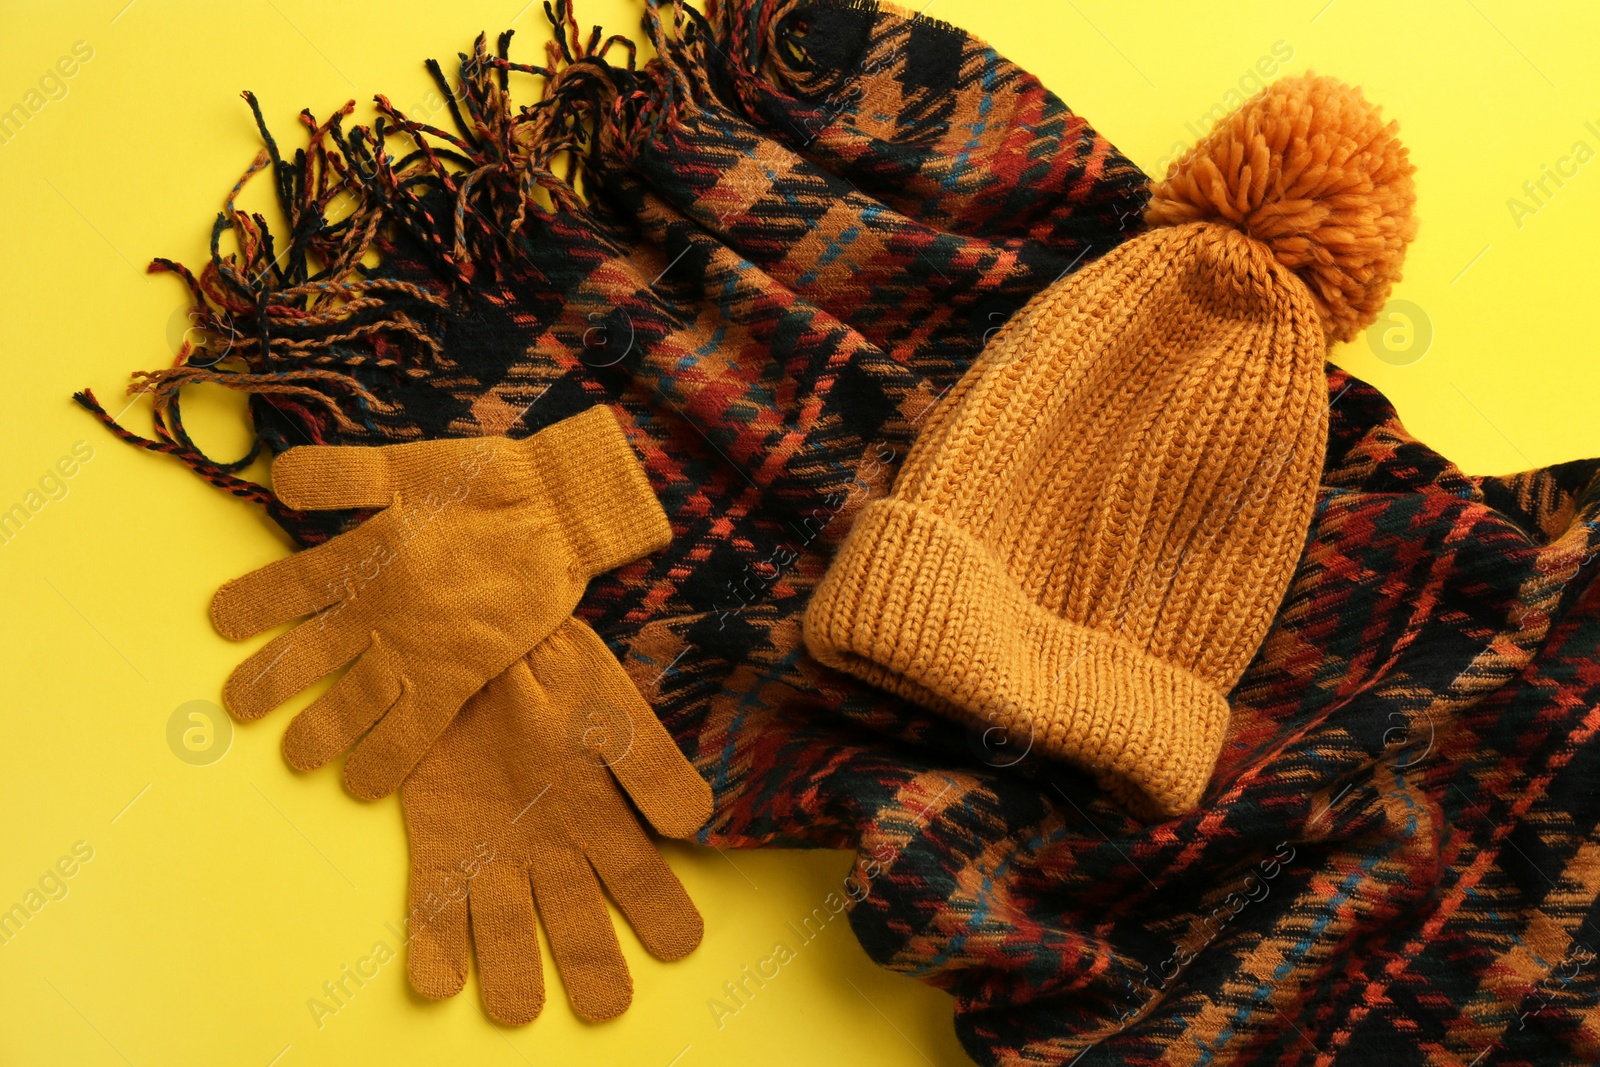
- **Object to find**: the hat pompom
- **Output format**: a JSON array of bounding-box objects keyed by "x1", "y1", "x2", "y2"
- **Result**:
[{"x1": 1145, "y1": 73, "x2": 1417, "y2": 343}]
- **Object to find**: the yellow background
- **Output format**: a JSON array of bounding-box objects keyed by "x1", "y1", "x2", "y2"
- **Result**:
[{"x1": 2, "y1": 1, "x2": 1597, "y2": 1064}]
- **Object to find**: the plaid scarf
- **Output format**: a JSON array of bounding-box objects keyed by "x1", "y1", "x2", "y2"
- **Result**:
[{"x1": 83, "y1": 2, "x2": 1600, "y2": 1064}]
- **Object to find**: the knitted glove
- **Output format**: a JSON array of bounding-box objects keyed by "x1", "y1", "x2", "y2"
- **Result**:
[
  {"x1": 403, "y1": 618, "x2": 712, "y2": 1024},
  {"x1": 209, "y1": 406, "x2": 670, "y2": 799}
]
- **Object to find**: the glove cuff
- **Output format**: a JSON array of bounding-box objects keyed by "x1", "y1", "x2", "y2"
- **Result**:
[{"x1": 527, "y1": 406, "x2": 671, "y2": 577}]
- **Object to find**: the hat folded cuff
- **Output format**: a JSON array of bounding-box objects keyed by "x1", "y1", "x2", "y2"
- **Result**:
[{"x1": 803, "y1": 499, "x2": 1231, "y2": 818}]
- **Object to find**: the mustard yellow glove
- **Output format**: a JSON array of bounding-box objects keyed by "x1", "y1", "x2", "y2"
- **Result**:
[
  {"x1": 403, "y1": 618, "x2": 712, "y2": 1024},
  {"x1": 209, "y1": 406, "x2": 670, "y2": 799}
]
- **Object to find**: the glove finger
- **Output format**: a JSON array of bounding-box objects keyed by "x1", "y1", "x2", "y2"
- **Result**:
[
  {"x1": 342, "y1": 680, "x2": 458, "y2": 800},
  {"x1": 599, "y1": 705, "x2": 711, "y2": 840},
  {"x1": 281, "y1": 638, "x2": 403, "y2": 771},
  {"x1": 467, "y1": 866, "x2": 546, "y2": 1026},
  {"x1": 408, "y1": 867, "x2": 470, "y2": 1001},
  {"x1": 273, "y1": 438, "x2": 496, "y2": 510},
  {"x1": 271, "y1": 446, "x2": 399, "y2": 510},
  {"x1": 586, "y1": 813, "x2": 703, "y2": 963},
  {"x1": 529, "y1": 620, "x2": 712, "y2": 839},
  {"x1": 222, "y1": 620, "x2": 366, "y2": 722},
  {"x1": 209, "y1": 505, "x2": 407, "y2": 639},
  {"x1": 528, "y1": 847, "x2": 631, "y2": 1021}
]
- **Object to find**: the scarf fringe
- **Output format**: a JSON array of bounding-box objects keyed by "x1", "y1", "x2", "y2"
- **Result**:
[
  {"x1": 71, "y1": 387, "x2": 327, "y2": 533},
  {"x1": 81, "y1": 0, "x2": 746, "y2": 495}
]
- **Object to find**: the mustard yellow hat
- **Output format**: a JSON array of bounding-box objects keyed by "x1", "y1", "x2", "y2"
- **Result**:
[{"x1": 803, "y1": 74, "x2": 1417, "y2": 817}]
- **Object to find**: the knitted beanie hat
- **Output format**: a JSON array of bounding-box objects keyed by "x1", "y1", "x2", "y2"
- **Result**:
[{"x1": 803, "y1": 74, "x2": 1417, "y2": 818}]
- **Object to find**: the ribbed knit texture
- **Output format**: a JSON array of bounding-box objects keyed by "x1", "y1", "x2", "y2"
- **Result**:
[
  {"x1": 806, "y1": 224, "x2": 1327, "y2": 816},
  {"x1": 806, "y1": 76, "x2": 1417, "y2": 818},
  {"x1": 210, "y1": 405, "x2": 671, "y2": 799}
]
